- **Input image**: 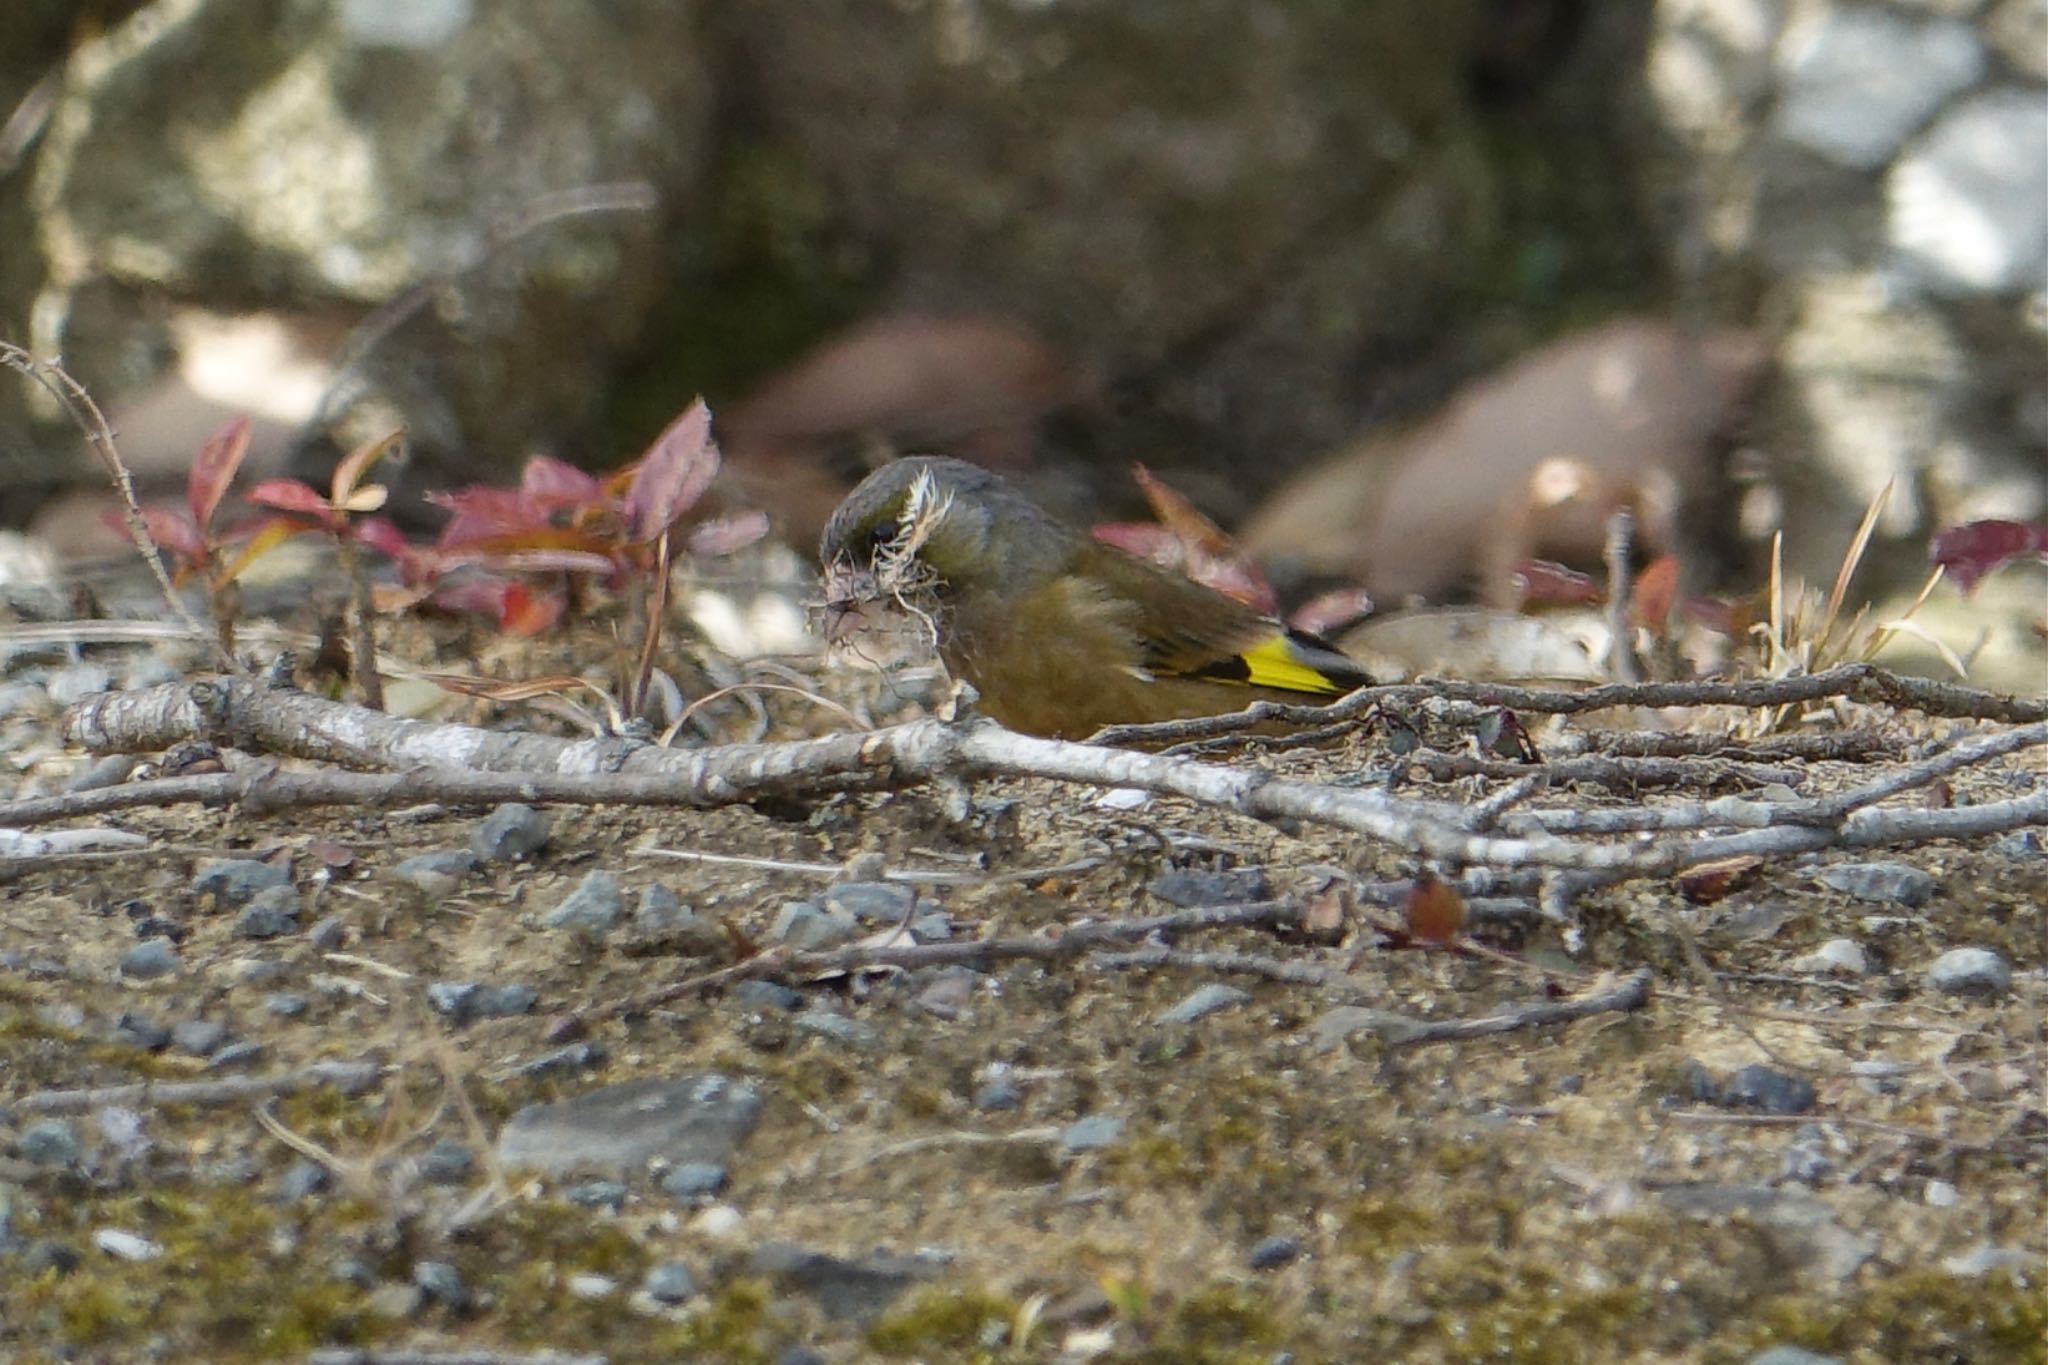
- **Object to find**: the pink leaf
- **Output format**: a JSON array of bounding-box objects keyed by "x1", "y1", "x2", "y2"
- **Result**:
[
  {"x1": 520, "y1": 454, "x2": 605, "y2": 509},
  {"x1": 1930, "y1": 519, "x2": 2048, "y2": 595},
  {"x1": 1290, "y1": 587, "x2": 1376, "y2": 636},
  {"x1": 188, "y1": 416, "x2": 252, "y2": 533},
  {"x1": 686, "y1": 510, "x2": 771, "y2": 559},
  {"x1": 623, "y1": 399, "x2": 719, "y2": 544},
  {"x1": 243, "y1": 478, "x2": 334, "y2": 518}
]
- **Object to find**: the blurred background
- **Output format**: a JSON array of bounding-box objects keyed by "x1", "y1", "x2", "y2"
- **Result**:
[{"x1": 0, "y1": 0, "x2": 2042, "y2": 678}]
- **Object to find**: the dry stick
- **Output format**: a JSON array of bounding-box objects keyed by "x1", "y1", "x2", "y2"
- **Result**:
[
  {"x1": 1604, "y1": 505, "x2": 1640, "y2": 684},
  {"x1": 46, "y1": 679, "x2": 2048, "y2": 888},
  {"x1": 4, "y1": 1061, "x2": 380, "y2": 1118},
  {"x1": 368, "y1": 1355, "x2": 602, "y2": 1365},
  {"x1": 0, "y1": 343, "x2": 228, "y2": 670},
  {"x1": 1406, "y1": 750, "x2": 1807, "y2": 791},
  {"x1": 1561, "y1": 729, "x2": 1906, "y2": 762},
  {"x1": 1091, "y1": 662, "x2": 2048, "y2": 745}
]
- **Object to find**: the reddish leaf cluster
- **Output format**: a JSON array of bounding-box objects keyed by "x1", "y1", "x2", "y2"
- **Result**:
[
  {"x1": 1930, "y1": 519, "x2": 2048, "y2": 595},
  {"x1": 123, "y1": 398, "x2": 766, "y2": 638}
]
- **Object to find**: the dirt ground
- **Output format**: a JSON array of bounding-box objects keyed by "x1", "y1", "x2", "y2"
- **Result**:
[{"x1": 1, "y1": 604, "x2": 2044, "y2": 1364}]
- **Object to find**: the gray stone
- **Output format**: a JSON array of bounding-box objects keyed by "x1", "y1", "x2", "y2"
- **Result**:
[
  {"x1": 411, "y1": 1260, "x2": 470, "y2": 1309},
  {"x1": 118, "y1": 939, "x2": 179, "y2": 980},
  {"x1": 1815, "y1": 861, "x2": 1936, "y2": 906},
  {"x1": 1059, "y1": 1114, "x2": 1126, "y2": 1156},
  {"x1": 823, "y1": 881, "x2": 916, "y2": 923},
  {"x1": 190, "y1": 859, "x2": 292, "y2": 907},
  {"x1": 641, "y1": 1260, "x2": 698, "y2": 1305},
  {"x1": 1147, "y1": 866, "x2": 1269, "y2": 908},
  {"x1": 496, "y1": 1074, "x2": 763, "y2": 1178},
  {"x1": 731, "y1": 980, "x2": 803, "y2": 1012},
  {"x1": 308, "y1": 915, "x2": 348, "y2": 950},
  {"x1": 1924, "y1": 946, "x2": 2012, "y2": 997},
  {"x1": 265, "y1": 993, "x2": 310, "y2": 1018},
  {"x1": 19, "y1": 1119, "x2": 82, "y2": 1167},
  {"x1": 1248, "y1": 1235, "x2": 1303, "y2": 1270},
  {"x1": 748, "y1": 1242, "x2": 942, "y2": 1322},
  {"x1": 975, "y1": 1078, "x2": 1023, "y2": 1112},
  {"x1": 277, "y1": 1158, "x2": 330, "y2": 1200},
  {"x1": 426, "y1": 981, "x2": 480, "y2": 1020},
  {"x1": 1773, "y1": 8, "x2": 1983, "y2": 169},
  {"x1": 111, "y1": 1012, "x2": 171, "y2": 1050},
  {"x1": 658, "y1": 1161, "x2": 729, "y2": 1198},
  {"x1": 1940, "y1": 1243, "x2": 2040, "y2": 1277},
  {"x1": 1790, "y1": 938, "x2": 1869, "y2": 976},
  {"x1": 93, "y1": 1228, "x2": 163, "y2": 1262},
  {"x1": 1155, "y1": 983, "x2": 1252, "y2": 1026},
  {"x1": 476, "y1": 984, "x2": 538, "y2": 1017},
  {"x1": 471, "y1": 803, "x2": 551, "y2": 863},
  {"x1": 794, "y1": 1010, "x2": 880, "y2": 1050},
  {"x1": 563, "y1": 1179, "x2": 629, "y2": 1209},
  {"x1": 234, "y1": 886, "x2": 302, "y2": 939},
  {"x1": 418, "y1": 1139, "x2": 474, "y2": 1186},
  {"x1": 566, "y1": 1271, "x2": 619, "y2": 1301},
  {"x1": 1890, "y1": 89, "x2": 2048, "y2": 293},
  {"x1": 542, "y1": 870, "x2": 624, "y2": 934},
  {"x1": 520, "y1": 1042, "x2": 607, "y2": 1077},
  {"x1": 1749, "y1": 1348, "x2": 1844, "y2": 1365},
  {"x1": 1722, "y1": 1065, "x2": 1817, "y2": 1116},
  {"x1": 170, "y1": 1019, "x2": 230, "y2": 1055},
  {"x1": 392, "y1": 849, "x2": 479, "y2": 896},
  {"x1": 771, "y1": 900, "x2": 859, "y2": 951}
]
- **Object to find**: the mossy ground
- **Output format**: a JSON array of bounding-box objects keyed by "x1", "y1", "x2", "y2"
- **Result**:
[{"x1": 1, "y1": 613, "x2": 2043, "y2": 1364}]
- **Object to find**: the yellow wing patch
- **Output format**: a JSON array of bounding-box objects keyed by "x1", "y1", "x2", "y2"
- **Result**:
[{"x1": 1237, "y1": 634, "x2": 1353, "y2": 695}]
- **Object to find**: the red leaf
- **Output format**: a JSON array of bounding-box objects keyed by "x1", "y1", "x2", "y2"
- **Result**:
[
  {"x1": 1121, "y1": 463, "x2": 1277, "y2": 613},
  {"x1": 623, "y1": 398, "x2": 719, "y2": 543},
  {"x1": 129, "y1": 505, "x2": 206, "y2": 561},
  {"x1": 1677, "y1": 855, "x2": 1762, "y2": 905},
  {"x1": 350, "y1": 516, "x2": 413, "y2": 560},
  {"x1": 244, "y1": 478, "x2": 334, "y2": 518},
  {"x1": 496, "y1": 581, "x2": 567, "y2": 636},
  {"x1": 1930, "y1": 519, "x2": 2048, "y2": 594},
  {"x1": 1513, "y1": 559, "x2": 1603, "y2": 607},
  {"x1": 520, "y1": 454, "x2": 605, "y2": 509},
  {"x1": 1403, "y1": 873, "x2": 1466, "y2": 944},
  {"x1": 430, "y1": 486, "x2": 538, "y2": 548},
  {"x1": 188, "y1": 416, "x2": 252, "y2": 533},
  {"x1": 1629, "y1": 554, "x2": 1680, "y2": 630}
]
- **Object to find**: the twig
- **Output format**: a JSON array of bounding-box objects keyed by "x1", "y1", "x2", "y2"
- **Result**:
[
  {"x1": 307, "y1": 1352, "x2": 608, "y2": 1365},
  {"x1": 1604, "y1": 506, "x2": 1639, "y2": 683},
  {"x1": 4, "y1": 1060, "x2": 380, "y2": 1118},
  {"x1": 0, "y1": 342, "x2": 228, "y2": 669}
]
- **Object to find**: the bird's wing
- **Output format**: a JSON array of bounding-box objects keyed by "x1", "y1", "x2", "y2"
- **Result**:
[{"x1": 1075, "y1": 542, "x2": 1372, "y2": 698}]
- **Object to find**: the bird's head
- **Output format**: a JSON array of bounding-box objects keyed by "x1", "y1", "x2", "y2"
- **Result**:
[{"x1": 819, "y1": 456, "x2": 1051, "y2": 608}]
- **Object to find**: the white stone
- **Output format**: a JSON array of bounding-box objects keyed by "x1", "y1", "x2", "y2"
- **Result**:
[
  {"x1": 1774, "y1": 6, "x2": 1984, "y2": 168},
  {"x1": 1792, "y1": 937, "x2": 1870, "y2": 975},
  {"x1": 1890, "y1": 89, "x2": 2048, "y2": 294}
]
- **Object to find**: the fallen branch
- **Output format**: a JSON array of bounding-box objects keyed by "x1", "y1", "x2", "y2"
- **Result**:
[{"x1": 4, "y1": 1060, "x2": 381, "y2": 1118}]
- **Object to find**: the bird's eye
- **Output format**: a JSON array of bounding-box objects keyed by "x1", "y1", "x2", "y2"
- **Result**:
[{"x1": 866, "y1": 519, "x2": 900, "y2": 554}]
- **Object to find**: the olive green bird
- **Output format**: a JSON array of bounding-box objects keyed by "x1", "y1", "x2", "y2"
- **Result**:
[{"x1": 819, "y1": 456, "x2": 1372, "y2": 738}]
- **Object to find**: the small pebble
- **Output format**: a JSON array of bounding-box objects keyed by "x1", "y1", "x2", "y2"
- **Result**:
[
  {"x1": 1248, "y1": 1235, "x2": 1303, "y2": 1270},
  {"x1": 190, "y1": 859, "x2": 292, "y2": 908},
  {"x1": 411, "y1": 1260, "x2": 470, "y2": 1309},
  {"x1": 393, "y1": 849, "x2": 479, "y2": 896},
  {"x1": 1790, "y1": 938, "x2": 1869, "y2": 976},
  {"x1": 1155, "y1": 983, "x2": 1251, "y2": 1026},
  {"x1": 418, "y1": 1139, "x2": 475, "y2": 1186},
  {"x1": 660, "y1": 1162, "x2": 729, "y2": 1198},
  {"x1": 1925, "y1": 947, "x2": 2011, "y2": 997},
  {"x1": 234, "y1": 887, "x2": 302, "y2": 939},
  {"x1": 566, "y1": 1272, "x2": 618, "y2": 1300},
  {"x1": 1815, "y1": 861, "x2": 1936, "y2": 907},
  {"x1": 171, "y1": 1019, "x2": 230, "y2": 1056},
  {"x1": 771, "y1": 900, "x2": 859, "y2": 951},
  {"x1": 1059, "y1": 1114, "x2": 1125, "y2": 1156},
  {"x1": 520, "y1": 1042, "x2": 607, "y2": 1077},
  {"x1": 1147, "y1": 866, "x2": 1268, "y2": 908},
  {"x1": 19, "y1": 1119, "x2": 82, "y2": 1167},
  {"x1": 823, "y1": 881, "x2": 916, "y2": 923},
  {"x1": 975, "y1": 1078, "x2": 1023, "y2": 1112},
  {"x1": 428, "y1": 981, "x2": 480, "y2": 1019},
  {"x1": 564, "y1": 1180, "x2": 629, "y2": 1210},
  {"x1": 1722, "y1": 1065, "x2": 1817, "y2": 1115},
  {"x1": 542, "y1": 870, "x2": 624, "y2": 934},
  {"x1": 265, "y1": 993, "x2": 310, "y2": 1018},
  {"x1": 119, "y1": 939, "x2": 179, "y2": 980},
  {"x1": 307, "y1": 915, "x2": 348, "y2": 951},
  {"x1": 732, "y1": 981, "x2": 802, "y2": 1012},
  {"x1": 471, "y1": 803, "x2": 551, "y2": 862},
  {"x1": 277, "y1": 1159, "x2": 330, "y2": 1200},
  {"x1": 794, "y1": 1010, "x2": 879, "y2": 1050},
  {"x1": 93, "y1": 1228, "x2": 163, "y2": 1262},
  {"x1": 111, "y1": 1012, "x2": 171, "y2": 1050},
  {"x1": 642, "y1": 1260, "x2": 698, "y2": 1305},
  {"x1": 1924, "y1": 1179, "x2": 1959, "y2": 1208}
]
